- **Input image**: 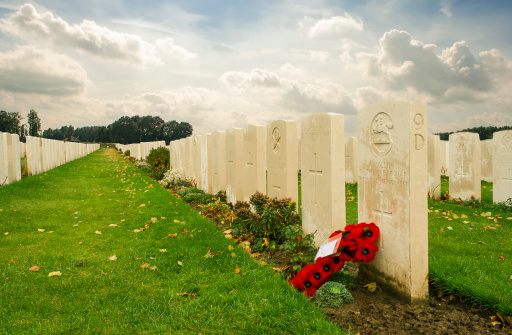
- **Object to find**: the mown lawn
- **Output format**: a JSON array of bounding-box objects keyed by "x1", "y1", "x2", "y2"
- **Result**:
[{"x1": 0, "y1": 149, "x2": 345, "y2": 335}]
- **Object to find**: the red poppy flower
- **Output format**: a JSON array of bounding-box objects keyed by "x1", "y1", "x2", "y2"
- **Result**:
[
  {"x1": 354, "y1": 241, "x2": 379, "y2": 263},
  {"x1": 329, "y1": 230, "x2": 343, "y2": 238},
  {"x1": 289, "y1": 264, "x2": 315, "y2": 291},
  {"x1": 359, "y1": 222, "x2": 379, "y2": 243},
  {"x1": 329, "y1": 255, "x2": 345, "y2": 272},
  {"x1": 345, "y1": 224, "x2": 364, "y2": 240},
  {"x1": 338, "y1": 237, "x2": 357, "y2": 252}
]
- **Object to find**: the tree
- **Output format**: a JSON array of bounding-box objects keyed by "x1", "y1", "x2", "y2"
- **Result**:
[
  {"x1": 110, "y1": 116, "x2": 138, "y2": 144},
  {"x1": 137, "y1": 115, "x2": 159, "y2": 142},
  {"x1": 27, "y1": 109, "x2": 41, "y2": 136},
  {"x1": 0, "y1": 110, "x2": 22, "y2": 134},
  {"x1": 19, "y1": 124, "x2": 28, "y2": 142}
]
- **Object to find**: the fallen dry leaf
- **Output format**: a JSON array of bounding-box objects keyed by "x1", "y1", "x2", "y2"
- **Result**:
[
  {"x1": 173, "y1": 219, "x2": 179, "y2": 223},
  {"x1": 48, "y1": 271, "x2": 62, "y2": 277},
  {"x1": 78, "y1": 241, "x2": 83, "y2": 245},
  {"x1": 138, "y1": 204, "x2": 146, "y2": 208},
  {"x1": 168, "y1": 233, "x2": 178, "y2": 238},
  {"x1": 150, "y1": 266, "x2": 157, "y2": 271},
  {"x1": 234, "y1": 267, "x2": 241, "y2": 274},
  {"x1": 159, "y1": 249, "x2": 167, "y2": 252},
  {"x1": 145, "y1": 224, "x2": 150, "y2": 229},
  {"x1": 28, "y1": 266, "x2": 40, "y2": 272},
  {"x1": 109, "y1": 255, "x2": 117, "y2": 261},
  {"x1": 228, "y1": 245, "x2": 234, "y2": 251},
  {"x1": 177, "y1": 261, "x2": 183, "y2": 266},
  {"x1": 499, "y1": 256, "x2": 505, "y2": 261},
  {"x1": 109, "y1": 224, "x2": 118, "y2": 227},
  {"x1": 229, "y1": 290, "x2": 235, "y2": 295},
  {"x1": 204, "y1": 247, "x2": 215, "y2": 259},
  {"x1": 364, "y1": 282, "x2": 378, "y2": 292},
  {"x1": 231, "y1": 252, "x2": 237, "y2": 258},
  {"x1": 95, "y1": 231, "x2": 102, "y2": 235},
  {"x1": 151, "y1": 217, "x2": 157, "y2": 223},
  {"x1": 141, "y1": 263, "x2": 149, "y2": 269},
  {"x1": 181, "y1": 228, "x2": 188, "y2": 235},
  {"x1": 38, "y1": 229, "x2": 45, "y2": 232},
  {"x1": 133, "y1": 229, "x2": 142, "y2": 233},
  {"x1": 447, "y1": 227, "x2": 453, "y2": 230},
  {"x1": 440, "y1": 228, "x2": 445, "y2": 232}
]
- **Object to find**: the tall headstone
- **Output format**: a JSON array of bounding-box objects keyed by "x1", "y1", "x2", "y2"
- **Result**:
[
  {"x1": 427, "y1": 134, "x2": 441, "y2": 200},
  {"x1": 440, "y1": 141, "x2": 449, "y2": 176},
  {"x1": 345, "y1": 137, "x2": 358, "y2": 184},
  {"x1": 481, "y1": 139, "x2": 493, "y2": 182},
  {"x1": 11, "y1": 134, "x2": 21, "y2": 181},
  {"x1": 201, "y1": 134, "x2": 213, "y2": 194},
  {"x1": 2, "y1": 132, "x2": 13, "y2": 184},
  {"x1": 449, "y1": 132, "x2": 481, "y2": 200},
  {"x1": 358, "y1": 101, "x2": 429, "y2": 305},
  {"x1": 0, "y1": 133, "x2": 5, "y2": 185},
  {"x1": 267, "y1": 120, "x2": 298, "y2": 203},
  {"x1": 211, "y1": 131, "x2": 226, "y2": 194},
  {"x1": 225, "y1": 128, "x2": 244, "y2": 204},
  {"x1": 192, "y1": 135, "x2": 202, "y2": 188},
  {"x1": 243, "y1": 125, "x2": 266, "y2": 202},
  {"x1": 493, "y1": 130, "x2": 512, "y2": 203},
  {"x1": 301, "y1": 113, "x2": 345, "y2": 246}
]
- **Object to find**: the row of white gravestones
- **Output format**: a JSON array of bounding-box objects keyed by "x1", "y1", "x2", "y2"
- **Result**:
[
  {"x1": 448, "y1": 132, "x2": 481, "y2": 201},
  {"x1": 1, "y1": 132, "x2": 21, "y2": 185},
  {"x1": 358, "y1": 101, "x2": 429, "y2": 305},
  {"x1": 117, "y1": 141, "x2": 166, "y2": 161}
]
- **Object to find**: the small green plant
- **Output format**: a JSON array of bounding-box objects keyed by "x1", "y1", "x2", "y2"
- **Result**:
[
  {"x1": 145, "y1": 147, "x2": 170, "y2": 180},
  {"x1": 314, "y1": 282, "x2": 354, "y2": 308},
  {"x1": 124, "y1": 150, "x2": 130, "y2": 156},
  {"x1": 201, "y1": 200, "x2": 232, "y2": 221},
  {"x1": 159, "y1": 168, "x2": 193, "y2": 188}
]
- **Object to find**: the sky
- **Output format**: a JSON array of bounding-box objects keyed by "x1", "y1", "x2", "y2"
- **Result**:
[{"x1": 0, "y1": 0, "x2": 511, "y2": 137}]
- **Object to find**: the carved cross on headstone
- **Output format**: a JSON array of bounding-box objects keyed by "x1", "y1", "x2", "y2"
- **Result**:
[
  {"x1": 372, "y1": 189, "x2": 392, "y2": 249},
  {"x1": 309, "y1": 153, "x2": 323, "y2": 205}
]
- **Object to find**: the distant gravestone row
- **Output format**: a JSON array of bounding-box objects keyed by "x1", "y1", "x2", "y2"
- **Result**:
[{"x1": 0, "y1": 132, "x2": 100, "y2": 186}]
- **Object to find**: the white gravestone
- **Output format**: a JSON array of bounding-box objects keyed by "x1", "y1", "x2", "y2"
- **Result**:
[
  {"x1": 2, "y1": 132, "x2": 13, "y2": 184},
  {"x1": 493, "y1": 130, "x2": 512, "y2": 203},
  {"x1": 345, "y1": 137, "x2": 358, "y2": 184},
  {"x1": 243, "y1": 125, "x2": 266, "y2": 202},
  {"x1": 267, "y1": 120, "x2": 298, "y2": 203},
  {"x1": 427, "y1": 134, "x2": 441, "y2": 200},
  {"x1": 358, "y1": 101, "x2": 429, "y2": 305},
  {"x1": 192, "y1": 135, "x2": 202, "y2": 189},
  {"x1": 0, "y1": 133, "x2": 5, "y2": 185},
  {"x1": 201, "y1": 134, "x2": 213, "y2": 194},
  {"x1": 211, "y1": 131, "x2": 226, "y2": 194},
  {"x1": 301, "y1": 113, "x2": 346, "y2": 246},
  {"x1": 449, "y1": 132, "x2": 481, "y2": 200},
  {"x1": 225, "y1": 128, "x2": 244, "y2": 204},
  {"x1": 481, "y1": 139, "x2": 493, "y2": 182},
  {"x1": 11, "y1": 134, "x2": 21, "y2": 181},
  {"x1": 440, "y1": 140, "x2": 449, "y2": 176}
]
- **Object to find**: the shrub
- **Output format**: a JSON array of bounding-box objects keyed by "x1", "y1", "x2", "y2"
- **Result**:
[
  {"x1": 202, "y1": 200, "x2": 232, "y2": 221},
  {"x1": 124, "y1": 150, "x2": 130, "y2": 156},
  {"x1": 146, "y1": 147, "x2": 170, "y2": 178},
  {"x1": 314, "y1": 282, "x2": 354, "y2": 308}
]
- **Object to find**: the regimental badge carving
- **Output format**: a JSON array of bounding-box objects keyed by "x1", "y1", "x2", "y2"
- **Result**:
[
  {"x1": 272, "y1": 127, "x2": 281, "y2": 154},
  {"x1": 370, "y1": 112, "x2": 394, "y2": 156},
  {"x1": 502, "y1": 133, "x2": 512, "y2": 152},
  {"x1": 456, "y1": 136, "x2": 467, "y2": 152}
]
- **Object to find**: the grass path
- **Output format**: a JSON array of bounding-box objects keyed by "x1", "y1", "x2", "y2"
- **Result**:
[{"x1": 0, "y1": 149, "x2": 344, "y2": 334}]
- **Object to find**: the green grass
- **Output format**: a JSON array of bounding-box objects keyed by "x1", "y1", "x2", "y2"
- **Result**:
[
  {"x1": 0, "y1": 149, "x2": 345, "y2": 335},
  {"x1": 429, "y1": 176, "x2": 512, "y2": 315}
]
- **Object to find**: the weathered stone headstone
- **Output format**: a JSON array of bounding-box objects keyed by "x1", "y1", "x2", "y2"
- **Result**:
[
  {"x1": 0, "y1": 133, "x2": 5, "y2": 185},
  {"x1": 440, "y1": 140, "x2": 449, "y2": 175},
  {"x1": 481, "y1": 139, "x2": 493, "y2": 182},
  {"x1": 11, "y1": 134, "x2": 21, "y2": 181},
  {"x1": 201, "y1": 134, "x2": 213, "y2": 194},
  {"x1": 493, "y1": 130, "x2": 512, "y2": 203},
  {"x1": 211, "y1": 131, "x2": 226, "y2": 194},
  {"x1": 449, "y1": 132, "x2": 481, "y2": 200},
  {"x1": 345, "y1": 137, "x2": 358, "y2": 184},
  {"x1": 427, "y1": 134, "x2": 441, "y2": 200},
  {"x1": 243, "y1": 125, "x2": 266, "y2": 202},
  {"x1": 2, "y1": 132, "x2": 13, "y2": 184},
  {"x1": 225, "y1": 128, "x2": 244, "y2": 204},
  {"x1": 192, "y1": 135, "x2": 202, "y2": 188},
  {"x1": 267, "y1": 120, "x2": 298, "y2": 203},
  {"x1": 301, "y1": 113, "x2": 345, "y2": 246},
  {"x1": 358, "y1": 101, "x2": 429, "y2": 305}
]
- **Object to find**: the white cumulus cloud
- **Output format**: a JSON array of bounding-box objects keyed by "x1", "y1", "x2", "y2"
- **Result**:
[
  {"x1": 0, "y1": 46, "x2": 87, "y2": 96},
  {"x1": 0, "y1": 4, "x2": 195, "y2": 66},
  {"x1": 308, "y1": 13, "x2": 363, "y2": 37}
]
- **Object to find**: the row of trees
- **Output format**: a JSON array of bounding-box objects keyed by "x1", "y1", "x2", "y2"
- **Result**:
[
  {"x1": 0, "y1": 110, "x2": 42, "y2": 141},
  {"x1": 435, "y1": 125, "x2": 512, "y2": 141},
  {"x1": 1, "y1": 109, "x2": 193, "y2": 145},
  {"x1": 94, "y1": 115, "x2": 193, "y2": 144}
]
